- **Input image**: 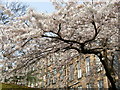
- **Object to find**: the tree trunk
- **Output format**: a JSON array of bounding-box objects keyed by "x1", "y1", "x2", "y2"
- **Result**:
[
  {"x1": 81, "y1": 48, "x2": 117, "y2": 89},
  {"x1": 98, "y1": 53, "x2": 117, "y2": 90}
]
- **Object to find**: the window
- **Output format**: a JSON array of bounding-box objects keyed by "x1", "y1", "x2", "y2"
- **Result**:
[
  {"x1": 52, "y1": 77, "x2": 56, "y2": 84},
  {"x1": 0, "y1": 51, "x2": 3, "y2": 60},
  {"x1": 43, "y1": 75, "x2": 46, "y2": 80},
  {"x1": 60, "y1": 68, "x2": 64, "y2": 80},
  {"x1": 87, "y1": 83, "x2": 92, "y2": 90},
  {"x1": 41, "y1": 81, "x2": 44, "y2": 88},
  {"x1": 52, "y1": 69, "x2": 57, "y2": 84},
  {"x1": 95, "y1": 55, "x2": 103, "y2": 72},
  {"x1": 78, "y1": 85, "x2": 82, "y2": 90},
  {"x1": 47, "y1": 73, "x2": 50, "y2": 86},
  {"x1": 86, "y1": 57, "x2": 90, "y2": 75},
  {"x1": 98, "y1": 80, "x2": 104, "y2": 89},
  {"x1": 77, "y1": 61, "x2": 82, "y2": 78},
  {"x1": 69, "y1": 64, "x2": 74, "y2": 81},
  {"x1": 47, "y1": 60, "x2": 51, "y2": 66},
  {"x1": 113, "y1": 52, "x2": 119, "y2": 75},
  {"x1": 70, "y1": 88, "x2": 75, "y2": 90}
]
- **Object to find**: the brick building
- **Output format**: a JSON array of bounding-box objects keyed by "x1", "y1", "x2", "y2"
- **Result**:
[
  {"x1": 39, "y1": 54, "x2": 111, "y2": 89},
  {"x1": 1, "y1": 50, "x2": 119, "y2": 89}
]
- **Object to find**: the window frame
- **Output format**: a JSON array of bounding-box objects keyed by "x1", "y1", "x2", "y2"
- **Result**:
[
  {"x1": 69, "y1": 64, "x2": 74, "y2": 81},
  {"x1": 87, "y1": 83, "x2": 92, "y2": 90},
  {"x1": 85, "y1": 57, "x2": 90, "y2": 76},
  {"x1": 98, "y1": 80, "x2": 104, "y2": 89},
  {"x1": 77, "y1": 61, "x2": 82, "y2": 79}
]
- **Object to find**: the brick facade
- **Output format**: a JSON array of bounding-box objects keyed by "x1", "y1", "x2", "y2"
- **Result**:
[{"x1": 39, "y1": 54, "x2": 109, "y2": 88}]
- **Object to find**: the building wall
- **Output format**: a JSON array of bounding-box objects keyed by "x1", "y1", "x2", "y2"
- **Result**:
[
  {"x1": 1, "y1": 51, "x2": 119, "y2": 88},
  {"x1": 40, "y1": 54, "x2": 109, "y2": 88}
]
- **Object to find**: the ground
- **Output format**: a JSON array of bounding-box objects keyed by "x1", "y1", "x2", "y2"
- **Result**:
[{"x1": 0, "y1": 83, "x2": 33, "y2": 90}]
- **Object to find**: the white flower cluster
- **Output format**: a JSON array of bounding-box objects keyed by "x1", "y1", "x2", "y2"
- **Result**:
[
  {"x1": 0, "y1": 0, "x2": 119, "y2": 75},
  {"x1": 0, "y1": 4, "x2": 13, "y2": 16}
]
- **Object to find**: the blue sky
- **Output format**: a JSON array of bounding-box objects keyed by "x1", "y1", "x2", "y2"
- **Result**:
[
  {"x1": 26, "y1": 2, "x2": 55, "y2": 13},
  {"x1": 6, "y1": 0, "x2": 84, "y2": 13},
  {"x1": 6, "y1": 0, "x2": 56, "y2": 13}
]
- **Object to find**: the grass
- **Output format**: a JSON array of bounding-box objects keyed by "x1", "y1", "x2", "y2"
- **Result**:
[{"x1": 0, "y1": 83, "x2": 33, "y2": 90}]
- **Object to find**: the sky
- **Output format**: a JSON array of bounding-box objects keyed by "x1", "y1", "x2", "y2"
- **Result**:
[
  {"x1": 3, "y1": 0, "x2": 118, "y2": 13},
  {"x1": 26, "y1": 2, "x2": 55, "y2": 13},
  {"x1": 5, "y1": 0, "x2": 56, "y2": 13}
]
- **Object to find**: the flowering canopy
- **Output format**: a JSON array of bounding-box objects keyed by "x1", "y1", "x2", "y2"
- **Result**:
[{"x1": 0, "y1": 0, "x2": 119, "y2": 88}]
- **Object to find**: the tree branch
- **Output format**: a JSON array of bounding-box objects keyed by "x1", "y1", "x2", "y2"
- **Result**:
[
  {"x1": 63, "y1": 46, "x2": 81, "y2": 53},
  {"x1": 21, "y1": 38, "x2": 33, "y2": 47},
  {"x1": 84, "y1": 21, "x2": 99, "y2": 44},
  {"x1": 3, "y1": 38, "x2": 33, "y2": 57},
  {"x1": 42, "y1": 34, "x2": 82, "y2": 46},
  {"x1": 57, "y1": 23, "x2": 61, "y2": 35}
]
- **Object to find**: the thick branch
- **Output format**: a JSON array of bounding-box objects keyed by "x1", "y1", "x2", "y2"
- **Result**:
[
  {"x1": 42, "y1": 34, "x2": 82, "y2": 46},
  {"x1": 84, "y1": 21, "x2": 99, "y2": 44},
  {"x1": 63, "y1": 46, "x2": 81, "y2": 53}
]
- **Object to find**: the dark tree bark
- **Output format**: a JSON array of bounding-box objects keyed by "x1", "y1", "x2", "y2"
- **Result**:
[{"x1": 97, "y1": 52, "x2": 117, "y2": 90}]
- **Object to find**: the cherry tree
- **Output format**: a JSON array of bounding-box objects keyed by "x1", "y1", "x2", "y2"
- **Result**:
[
  {"x1": 0, "y1": 1, "x2": 28, "y2": 83},
  {"x1": 0, "y1": 1, "x2": 28, "y2": 24},
  {"x1": 0, "y1": 0, "x2": 119, "y2": 89}
]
